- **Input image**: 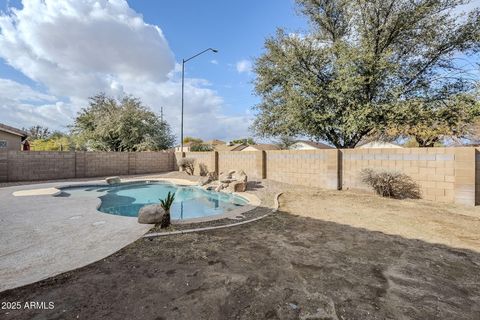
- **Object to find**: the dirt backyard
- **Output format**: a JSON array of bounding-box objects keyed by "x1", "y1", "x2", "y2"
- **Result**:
[
  {"x1": 1, "y1": 181, "x2": 480, "y2": 319},
  {"x1": 280, "y1": 187, "x2": 480, "y2": 253}
]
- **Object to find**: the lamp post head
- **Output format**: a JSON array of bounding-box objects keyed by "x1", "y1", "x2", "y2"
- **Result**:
[{"x1": 211, "y1": 48, "x2": 218, "y2": 53}]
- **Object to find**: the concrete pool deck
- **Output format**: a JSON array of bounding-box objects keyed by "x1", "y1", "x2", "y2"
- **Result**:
[
  {"x1": 0, "y1": 175, "x2": 262, "y2": 292},
  {"x1": 0, "y1": 179, "x2": 154, "y2": 292}
]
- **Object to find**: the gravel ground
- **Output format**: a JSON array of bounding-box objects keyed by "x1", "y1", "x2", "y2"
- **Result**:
[{"x1": 1, "y1": 178, "x2": 480, "y2": 319}]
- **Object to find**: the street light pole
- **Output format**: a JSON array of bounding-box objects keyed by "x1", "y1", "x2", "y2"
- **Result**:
[
  {"x1": 180, "y1": 48, "x2": 218, "y2": 153},
  {"x1": 181, "y1": 58, "x2": 185, "y2": 153}
]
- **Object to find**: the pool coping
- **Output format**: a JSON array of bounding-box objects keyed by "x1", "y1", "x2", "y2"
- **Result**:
[
  {"x1": 143, "y1": 192, "x2": 282, "y2": 238},
  {"x1": 11, "y1": 177, "x2": 262, "y2": 225}
]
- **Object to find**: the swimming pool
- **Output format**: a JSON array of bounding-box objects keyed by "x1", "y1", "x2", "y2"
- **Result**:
[{"x1": 59, "y1": 181, "x2": 248, "y2": 220}]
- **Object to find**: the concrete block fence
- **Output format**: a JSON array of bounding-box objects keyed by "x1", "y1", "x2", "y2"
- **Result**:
[
  {"x1": 0, "y1": 151, "x2": 175, "y2": 182},
  {"x1": 177, "y1": 147, "x2": 480, "y2": 206},
  {"x1": 1, "y1": 147, "x2": 480, "y2": 206}
]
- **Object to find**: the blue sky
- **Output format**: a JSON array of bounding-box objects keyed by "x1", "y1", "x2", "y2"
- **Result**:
[
  {"x1": 0, "y1": 0, "x2": 307, "y2": 142},
  {"x1": 0, "y1": 0, "x2": 478, "y2": 143},
  {"x1": 127, "y1": 0, "x2": 306, "y2": 115}
]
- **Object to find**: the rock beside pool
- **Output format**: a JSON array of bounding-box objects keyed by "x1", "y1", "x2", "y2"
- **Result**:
[
  {"x1": 234, "y1": 170, "x2": 247, "y2": 182},
  {"x1": 227, "y1": 180, "x2": 247, "y2": 192},
  {"x1": 105, "y1": 176, "x2": 121, "y2": 185},
  {"x1": 227, "y1": 171, "x2": 247, "y2": 192},
  {"x1": 138, "y1": 204, "x2": 167, "y2": 224},
  {"x1": 215, "y1": 169, "x2": 248, "y2": 193},
  {"x1": 198, "y1": 171, "x2": 218, "y2": 186},
  {"x1": 215, "y1": 182, "x2": 229, "y2": 192},
  {"x1": 219, "y1": 170, "x2": 236, "y2": 183}
]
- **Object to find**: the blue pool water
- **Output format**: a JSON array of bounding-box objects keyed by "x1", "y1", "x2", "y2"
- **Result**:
[{"x1": 59, "y1": 181, "x2": 248, "y2": 220}]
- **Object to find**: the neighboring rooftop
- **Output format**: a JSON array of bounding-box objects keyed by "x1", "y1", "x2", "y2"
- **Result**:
[
  {"x1": 0, "y1": 123, "x2": 28, "y2": 137},
  {"x1": 242, "y1": 144, "x2": 281, "y2": 151},
  {"x1": 290, "y1": 140, "x2": 333, "y2": 150},
  {"x1": 214, "y1": 143, "x2": 246, "y2": 151},
  {"x1": 357, "y1": 141, "x2": 402, "y2": 149},
  {"x1": 205, "y1": 139, "x2": 226, "y2": 145}
]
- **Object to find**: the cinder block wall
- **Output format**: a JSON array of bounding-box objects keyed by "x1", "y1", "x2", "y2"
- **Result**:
[
  {"x1": 2, "y1": 148, "x2": 480, "y2": 206},
  {"x1": 0, "y1": 151, "x2": 7, "y2": 181},
  {"x1": 265, "y1": 149, "x2": 339, "y2": 189},
  {"x1": 83, "y1": 152, "x2": 129, "y2": 177},
  {"x1": 183, "y1": 151, "x2": 217, "y2": 175},
  {"x1": 5, "y1": 151, "x2": 76, "y2": 181},
  {"x1": 0, "y1": 151, "x2": 174, "y2": 182},
  {"x1": 131, "y1": 152, "x2": 175, "y2": 174},
  {"x1": 455, "y1": 148, "x2": 476, "y2": 206},
  {"x1": 476, "y1": 149, "x2": 480, "y2": 205},
  {"x1": 218, "y1": 151, "x2": 264, "y2": 179},
  {"x1": 341, "y1": 147, "x2": 472, "y2": 204}
]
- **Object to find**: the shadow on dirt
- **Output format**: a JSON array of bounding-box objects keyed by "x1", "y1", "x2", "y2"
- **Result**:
[
  {"x1": 247, "y1": 181, "x2": 264, "y2": 191},
  {"x1": 1, "y1": 208, "x2": 480, "y2": 320}
]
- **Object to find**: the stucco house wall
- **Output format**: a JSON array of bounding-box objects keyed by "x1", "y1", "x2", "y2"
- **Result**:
[{"x1": 0, "y1": 131, "x2": 23, "y2": 151}]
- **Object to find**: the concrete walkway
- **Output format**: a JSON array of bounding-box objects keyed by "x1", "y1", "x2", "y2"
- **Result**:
[{"x1": 0, "y1": 180, "x2": 151, "y2": 292}]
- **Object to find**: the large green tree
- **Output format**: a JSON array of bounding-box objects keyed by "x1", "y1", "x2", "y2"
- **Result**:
[
  {"x1": 252, "y1": 0, "x2": 480, "y2": 148},
  {"x1": 72, "y1": 93, "x2": 175, "y2": 151},
  {"x1": 183, "y1": 136, "x2": 203, "y2": 144},
  {"x1": 387, "y1": 92, "x2": 480, "y2": 147}
]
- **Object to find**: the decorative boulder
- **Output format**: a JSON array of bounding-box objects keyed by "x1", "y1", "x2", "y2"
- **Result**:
[
  {"x1": 227, "y1": 181, "x2": 247, "y2": 192},
  {"x1": 233, "y1": 170, "x2": 247, "y2": 183},
  {"x1": 224, "y1": 170, "x2": 246, "y2": 192},
  {"x1": 214, "y1": 169, "x2": 249, "y2": 193},
  {"x1": 138, "y1": 204, "x2": 166, "y2": 224},
  {"x1": 215, "y1": 182, "x2": 229, "y2": 192},
  {"x1": 198, "y1": 171, "x2": 218, "y2": 187},
  {"x1": 219, "y1": 171, "x2": 234, "y2": 183},
  {"x1": 106, "y1": 176, "x2": 121, "y2": 185}
]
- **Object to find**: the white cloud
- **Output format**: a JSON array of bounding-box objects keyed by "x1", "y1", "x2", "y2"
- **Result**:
[
  {"x1": 0, "y1": 0, "x2": 250, "y2": 141},
  {"x1": 0, "y1": 78, "x2": 76, "y2": 130},
  {"x1": 210, "y1": 59, "x2": 218, "y2": 65},
  {"x1": 236, "y1": 59, "x2": 252, "y2": 74},
  {"x1": 0, "y1": 0, "x2": 175, "y2": 97},
  {"x1": 0, "y1": 79, "x2": 56, "y2": 103}
]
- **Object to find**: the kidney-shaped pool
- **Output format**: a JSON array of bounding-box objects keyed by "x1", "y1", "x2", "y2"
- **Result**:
[{"x1": 58, "y1": 181, "x2": 249, "y2": 220}]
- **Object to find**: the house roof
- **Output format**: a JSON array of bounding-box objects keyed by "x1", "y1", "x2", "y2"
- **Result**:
[
  {"x1": 245, "y1": 144, "x2": 281, "y2": 151},
  {"x1": 175, "y1": 142, "x2": 193, "y2": 148},
  {"x1": 357, "y1": 141, "x2": 402, "y2": 149},
  {"x1": 214, "y1": 143, "x2": 246, "y2": 151},
  {"x1": 0, "y1": 123, "x2": 28, "y2": 137},
  {"x1": 205, "y1": 139, "x2": 226, "y2": 145},
  {"x1": 293, "y1": 140, "x2": 333, "y2": 149}
]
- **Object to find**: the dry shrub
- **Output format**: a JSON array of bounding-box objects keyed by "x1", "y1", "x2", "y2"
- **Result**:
[
  {"x1": 178, "y1": 157, "x2": 195, "y2": 175},
  {"x1": 360, "y1": 168, "x2": 420, "y2": 199},
  {"x1": 199, "y1": 163, "x2": 208, "y2": 176}
]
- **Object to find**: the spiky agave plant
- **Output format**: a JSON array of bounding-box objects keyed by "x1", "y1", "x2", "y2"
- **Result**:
[{"x1": 159, "y1": 192, "x2": 175, "y2": 228}]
